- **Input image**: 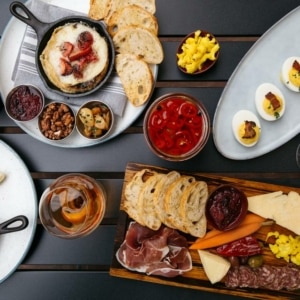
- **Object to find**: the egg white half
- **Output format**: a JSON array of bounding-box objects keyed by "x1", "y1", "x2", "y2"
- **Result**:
[
  {"x1": 281, "y1": 56, "x2": 300, "y2": 92},
  {"x1": 232, "y1": 110, "x2": 261, "y2": 147},
  {"x1": 255, "y1": 83, "x2": 285, "y2": 121}
]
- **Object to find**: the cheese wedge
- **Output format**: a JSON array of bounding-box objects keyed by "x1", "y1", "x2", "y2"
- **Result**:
[
  {"x1": 247, "y1": 191, "x2": 300, "y2": 235},
  {"x1": 198, "y1": 250, "x2": 231, "y2": 284}
]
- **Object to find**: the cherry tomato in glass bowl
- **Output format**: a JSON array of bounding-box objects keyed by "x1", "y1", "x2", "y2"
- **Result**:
[{"x1": 143, "y1": 93, "x2": 210, "y2": 161}]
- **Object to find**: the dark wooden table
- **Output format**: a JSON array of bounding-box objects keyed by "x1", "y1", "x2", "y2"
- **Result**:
[{"x1": 1, "y1": 1, "x2": 300, "y2": 299}]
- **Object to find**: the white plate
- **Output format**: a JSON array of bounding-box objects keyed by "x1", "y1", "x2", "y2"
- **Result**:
[
  {"x1": 213, "y1": 6, "x2": 300, "y2": 160},
  {"x1": 0, "y1": 140, "x2": 37, "y2": 283},
  {"x1": 0, "y1": 0, "x2": 158, "y2": 148}
]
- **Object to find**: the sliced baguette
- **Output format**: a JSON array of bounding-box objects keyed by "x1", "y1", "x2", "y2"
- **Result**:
[
  {"x1": 105, "y1": 0, "x2": 156, "y2": 22},
  {"x1": 113, "y1": 26, "x2": 164, "y2": 64},
  {"x1": 179, "y1": 181, "x2": 208, "y2": 237},
  {"x1": 123, "y1": 169, "x2": 156, "y2": 225},
  {"x1": 164, "y1": 176, "x2": 196, "y2": 230},
  {"x1": 153, "y1": 171, "x2": 181, "y2": 225},
  {"x1": 88, "y1": 0, "x2": 112, "y2": 20},
  {"x1": 115, "y1": 53, "x2": 154, "y2": 106},
  {"x1": 107, "y1": 5, "x2": 158, "y2": 37},
  {"x1": 137, "y1": 173, "x2": 165, "y2": 230}
]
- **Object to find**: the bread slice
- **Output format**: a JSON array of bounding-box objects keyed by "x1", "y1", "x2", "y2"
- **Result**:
[
  {"x1": 179, "y1": 181, "x2": 208, "y2": 237},
  {"x1": 123, "y1": 169, "x2": 156, "y2": 225},
  {"x1": 105, "y1": 0, "x2": 156, "y2": 22},
  {"x1": 137, "y1": 173, "x2": 165, "y2": 230},
  {"x1": 107, "y1": 5, "x2": 158, "y2": 37},
  {"x1": 88, "y1": 0, "x2": 112, "y2": 20},
  {"x1": 113, "y1": 26, "x2": 163, "y2": 64},
  {"x1": 153, "y1": 171, "x2": 181, "y2": 225},
  {"x1": 164, "y1": 176, "x2": 196, "y2": 230},
  {"x1": 115, "y1": 53, "x2": 154, "y2": 106}
]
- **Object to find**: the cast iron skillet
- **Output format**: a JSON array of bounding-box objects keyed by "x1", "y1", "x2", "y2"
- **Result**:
[
  {"x1": 0, "y1": 215, "x2": 28, "y2": 234},
  {"x1": 9, "y1": 1, "x2": 115, "y2": 98}
]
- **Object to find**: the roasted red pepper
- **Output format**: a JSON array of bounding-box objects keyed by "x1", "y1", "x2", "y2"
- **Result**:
[{"x1": 216, "y1": 236, "x2": 262, "y2": 257}]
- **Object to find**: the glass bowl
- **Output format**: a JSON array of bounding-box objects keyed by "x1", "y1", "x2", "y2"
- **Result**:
[
  {"x1": 143, "y1": 93, "x2": 210, "y2": 161},
  {"x1": 39, "y1": 173, "x2": 106, "y2": 239}
]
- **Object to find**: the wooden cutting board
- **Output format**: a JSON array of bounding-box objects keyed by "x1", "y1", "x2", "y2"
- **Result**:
[{"x1": 110, "y1": 162, "x2": 300, "y2": 300}]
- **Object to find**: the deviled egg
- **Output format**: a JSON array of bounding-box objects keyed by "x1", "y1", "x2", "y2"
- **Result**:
[
  {"x1": 255, "y1": 83, "x2": 285, "y2": 121},
  {"x1": 232, "y1": 110, "x2": 261, "y2": 147},
  {"x1": 281, "y1": 56, "x2": 300, "y2": 92}
]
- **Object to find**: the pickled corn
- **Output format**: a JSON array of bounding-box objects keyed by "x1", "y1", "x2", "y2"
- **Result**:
[
  {"x1": 267, "y1": 231, "x2": 300, "y2": 265},
  {"x1": 177, "y1": 30, "x2": 220, "y2": 73}
]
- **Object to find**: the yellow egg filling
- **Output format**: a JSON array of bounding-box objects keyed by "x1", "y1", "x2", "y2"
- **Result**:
[
  {"x1": 288, "y1": 67, "x2": 300, "y2": 88},
  {"x1": 263, "y1": 94, "x2": 283, "y2": 118},
  {"x1": 238, "y1": 122, "x2": 260, "y2": 145}
]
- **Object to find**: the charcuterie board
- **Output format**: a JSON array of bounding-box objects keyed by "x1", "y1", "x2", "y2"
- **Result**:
[{"x1": 110, "y1": 162, "x2": 300, "y2": 300}]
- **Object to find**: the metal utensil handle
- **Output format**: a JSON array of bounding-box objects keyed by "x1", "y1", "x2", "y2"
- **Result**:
[
  {"x1": 0, "y1": 215, "x2": 29, "y2": 234},
  {"x1": 9, "y1": 1, "x2": 48, "y2": 38}
]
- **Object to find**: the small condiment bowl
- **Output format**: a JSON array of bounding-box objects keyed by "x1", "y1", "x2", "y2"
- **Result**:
[
  {"x1": 143, "y1": 93, "x2": 210, "y2": 161},
  {"x1": 205, "y1": 185, "x2": 248, "y2": 231},
  {"x1": 38, "y1": 101, "x2": 75, "y2": 141},
  {"x1": 176, "y1": 30, "x2": 220, "y2": 75},
  {"x1": 5, "y1": 84, "x2": 44, "y2": 122},
  {"x1": 39, "y1": 173, "x2": 106, "y2": 239},
  {"x1": 76, "y1": 100, "x2": 114, "y2": 140}
]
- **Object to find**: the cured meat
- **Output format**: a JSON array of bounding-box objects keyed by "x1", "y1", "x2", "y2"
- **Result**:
[
  {"x1": 265, "y1": 92, "x2": 281, "y2": 110},
  {"x1": 116, "y1": 222, "x2": 192, "y2": 277},
  {"x1": 225, "y1": 264, "x2": 300, "y2": 290},
  {"x1": 242, "y1": 121, "x2": 257, "y2": 139}
]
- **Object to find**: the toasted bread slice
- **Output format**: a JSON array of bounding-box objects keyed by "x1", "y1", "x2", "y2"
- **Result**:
[
  {"x1": 107, "y1": 5, "x2": 158, "y2": 37},
  {"x1": 164, "y1": 176, "x2": 196, "y2": 230},
  {"x1": 113, "y1": 26, "x2": 163, "y2": 64},
  {"x1": 105, "y1": 0, "x2": 156, "y2": 22},
  {"x1": 179, "y1": 181, "x2": 208, "y2": 237},
  {"x1": 115, "y1": 53, "x2": 154, "y2": 106},
  {"x1": 124, "y1": 169, "x2": 156, "y2": 225},
  {"x1": 153, "y1": 171, "x2": 181, "y2": 225},
  {"x1": 88, "y1": 0, "x2": 112, "y2": 20},
  {"x1": 137, "y1": 173, "x2": 165, "y2": 230}
]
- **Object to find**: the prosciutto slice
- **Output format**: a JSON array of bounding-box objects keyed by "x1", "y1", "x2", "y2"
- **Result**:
[{"x1": 116, "y1": 222, "x2": 193, "y2": 277}]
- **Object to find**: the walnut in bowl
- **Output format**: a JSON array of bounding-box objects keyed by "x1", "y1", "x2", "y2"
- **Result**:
[{"x1": 38, "y1": 102, "x2": 75, "y2": 140}]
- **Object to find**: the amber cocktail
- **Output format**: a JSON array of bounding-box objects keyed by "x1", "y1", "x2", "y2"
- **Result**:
[{"x1": 39, "y1": 174, "x2": 106, "y2": 238}]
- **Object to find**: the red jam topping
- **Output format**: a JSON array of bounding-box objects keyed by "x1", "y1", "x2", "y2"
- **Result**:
[
  {"x1": 147, "y1": 97, "x2": 204, "y2": 156},
  {"x1": 205, "y1": 185, "x2": 248, "y2": 231},
  {"x1": 8, "y1": 86, "x2": 43, "y2": 121}
]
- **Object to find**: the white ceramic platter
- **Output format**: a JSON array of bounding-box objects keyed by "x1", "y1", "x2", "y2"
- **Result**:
[
  {"x1": 0, "y1": 0, "x2": 158, "y2": 148},
  {"x1": 0, "y1": 140, "x2": 37, "y2": 283},
  {"x1": 213, "y1": 6, "x2": 300, "y2": 160}
]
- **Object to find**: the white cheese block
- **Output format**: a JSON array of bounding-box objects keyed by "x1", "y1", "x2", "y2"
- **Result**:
[
  {"x1": 247, "y1": 191, "x2": 300, "y2": 235},
  {"x1": 197, "y1": 250, "x2": 231, "y2": 284}
]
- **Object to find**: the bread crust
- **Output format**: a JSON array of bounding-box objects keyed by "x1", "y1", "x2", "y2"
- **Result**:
[
  {"x1": 179, "y1": 181, "x2": 208, "y2": 237},
  {"x1": 113, "y1": 26, "x2": 163, "y2": 64},
  {"x1": 88, "y1": 0, "x2": 112, "y2": 20},
  {"x1": 124, "y1": 169, "x2": 209, "y2": 237},
  {"x1": 124, "y1": 169, "x2": 156, "y2": 226},
  {"x1": 107, "y1": 5, "x2": 158, "y2": 37},
  {"x1": 115, "y1": 53, "x2": 154, "y2": 106},
  {"x1": 137, "y1": 173, "x2": 165, "y2": 230}
]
